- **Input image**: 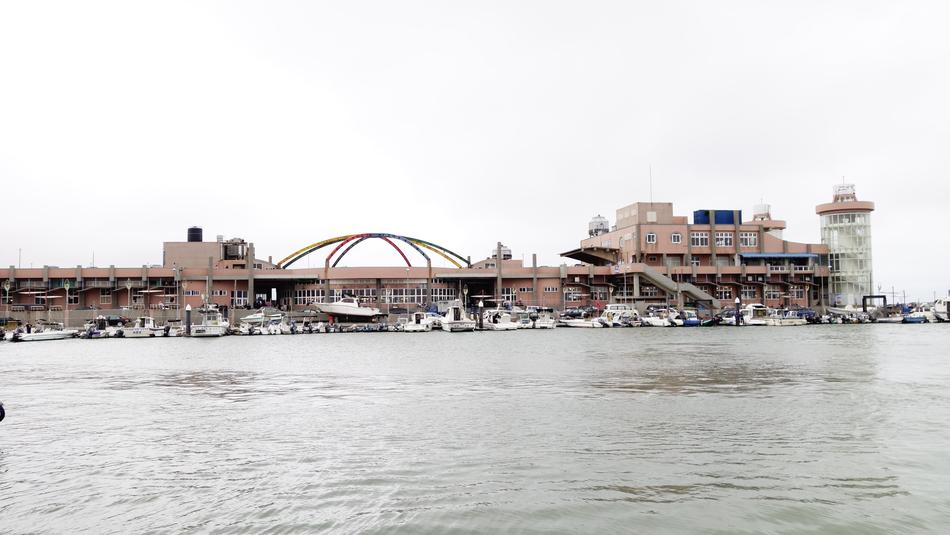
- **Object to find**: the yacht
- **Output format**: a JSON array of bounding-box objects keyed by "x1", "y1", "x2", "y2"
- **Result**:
[
  {"x1": 317, "y1": 296, "x2": 382, "y2": 320},
  {"x1": 191, "y1": 304, "x2": 229, "y2": 337},
  {"x1": 441, "y1": 301, "x2": 476, "y2": 332}
]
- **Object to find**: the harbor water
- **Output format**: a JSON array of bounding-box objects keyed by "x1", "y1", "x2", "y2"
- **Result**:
[{"x1": 2, "y1": 326, "x2": 949, "y2": 533}]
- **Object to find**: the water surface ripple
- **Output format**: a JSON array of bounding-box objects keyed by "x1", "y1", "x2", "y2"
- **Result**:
[{"x1": 2, "y1": 325, "x2": 949, "y2": 533}]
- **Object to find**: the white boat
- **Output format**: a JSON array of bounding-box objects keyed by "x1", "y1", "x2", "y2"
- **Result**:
[
  {"x1": 641, "y1": 308, "x2": 682, "y2": 327},
  {"x1": 518, "y1": 307, "x2": 557, "y2": 329},
  {"x1": 441, "y1": 302, "x2": 476, "y2": 332},
  {"x1": 81, "y1": 316, "x2": 113, "y2": 339},
  {"x1": 935, "y1": 298, "x2": 949, "y2": 322},
  {"x1": 740, "y1": 304, "x2": 771, "y2": 326},
  {"x1": 191, "y1": 305, "x2": 229, "y2": 337},
  {"x1": 124, "y1": 316, "x2": 164, "y2": 338},
  {"x1": 11, "y1": 322, "x2": 78, "y2": 342},
  {"x1": 875, "y1": 315, "x2": 905, "y2": 324},
  {"x1": 238, "y1": 309, "x2": 285, "y2": 335},
  {"x1": 765, "y1": 309, "x2": 808, "y2": 326},
  {"x1": 403, "y1": 311, "x2": 433, "y2": 332},
  {"x1": 317, "y1": 297, "x2": 382, "y2": 319},
  {"x1": 601, "y1": 304, "x2": 640, "y2": 327},
  {"x1": 483, "y1": 309, "x2": 520, "y2": 331},
  {"x1": 558, "y1": 317, "x2": 603, "y2": 328}
]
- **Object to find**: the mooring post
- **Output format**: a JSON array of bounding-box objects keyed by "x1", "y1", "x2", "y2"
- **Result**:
[{"x1": 185, "y1": 304, "x2": 192, "y2": 336}]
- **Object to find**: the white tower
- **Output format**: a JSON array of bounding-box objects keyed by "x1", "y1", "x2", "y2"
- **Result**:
[{"x1": 816, "y1": 184, "x2": 875, "y2": 307}]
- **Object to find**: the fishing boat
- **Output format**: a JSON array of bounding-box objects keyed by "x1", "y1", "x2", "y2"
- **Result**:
[
  {"x1": 740, "y1": 304, "x2": 771, "y2": 326},
  {"x1": 679, "y1": 309, "x2": 702, "y2": 327},
  {"x1": 765, "y1": 309, "x2": 808, "y2": 326},
  {"x1": 11, "y1": 321, "x2": 78, "y2": 342},
  {"x1": 600, "y1": 304, "x2": 640, "y2": 327},
  {"x1": 403, "y1": 311, "x2": 434, "y2": 332},
  {"x1": 191, "y1": 304, "x2": 229, "y2": 337},
  {"x1": 641, "y1": 307, "x2": 682, "y2": 327},
  {"x1": 317, "y1": 296, "x2": 382, "y2": 320},
  {"x1": 124, "y1": 316, "x2": 165, "y2": 338},
  {"x1": 80, "y1": 316, "x2": 114, "y2": 339},
  {"x1": 483, "y1": 308, "x2": 520, "y2": 331},
  {"x1": 441, "y1": 302, "x2": 476, "y2": 332},
  {"x1": 519, "y1": 307, "x2": 557, "y2": 329},
  {"x1": 935, "y1": 298, "x2": 949, "y2": 322}
]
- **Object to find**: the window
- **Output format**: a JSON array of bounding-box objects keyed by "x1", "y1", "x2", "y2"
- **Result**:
[
  {"x1": 641, "y1": 285, "x2": 658, "y2": 297},
  {"x1": 716, "y1": 287, "x2": 732, "y2": 300},
  {"x1": 501, "y1": 288, "x2": 516, "y2": 302},
  {"x1": 690, "y1": 257, "x2": 701, "y2": 267},
  {"x1": 740, "y1": 232, "x2": 758, "y2": 247},
  {"x1": 790, "y1": 285, "x2": 805, "y2": 299},
  {"x1": 544, "y1": 286, "x2": 559, "y2": 293},
  {"x1": 690, "y1": 232, "x2": 709, "y2": 247},
  {"x1": 210, "y1": 290, "x2": 227, "y2": 297},
  {"x1": 646, "y1": 233, "x2": 657, "y2": 244},
  {"x1": 185, "y1": 290, "x2": 200, "y2": 297},
  {"x1": 741, "y1": 286, "x2": 756, "y2": 300},
  {"x1": 485, "y1": 262, "x2": 495, "y2": 269},
  {"x1": 294, "y1": 289, "x2": 324, "y2": 305},
  {"x1": 518, "y1": 287, "x2": 532, "y2": 294},
  {"x1": 715, "y1": 232, "x2": 734, "y2": 247},
  {"x1": 67, "y1": 292, "x2": 79, "y2": 305},
  {"x1": 431, "y1": 288, "x2": 457, "y2": 302},
  {"x1": 99, "y1": 288, "x2": 112, "y2": 305},
  {"x1": 765, "y1": 285, "x2": 782, "y2": 300},
  {"x1": 671, "y1": 233, "x2": 682, "y2": 244},
  {"x1": 253, "y1": 263, "x2": 263, "y2": 269},
  {"x1": 231, "y1": 290, "x2": 248, "y2": 307}
]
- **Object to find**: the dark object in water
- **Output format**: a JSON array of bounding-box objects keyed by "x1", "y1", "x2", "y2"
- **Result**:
[{"x1": 0, "y1": 401, "x2": 5, "y2": 422}]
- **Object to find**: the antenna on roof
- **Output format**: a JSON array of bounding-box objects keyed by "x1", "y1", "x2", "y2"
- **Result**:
[{"x1": 649, "y1": 164, "x2": 653, "y2": 204}]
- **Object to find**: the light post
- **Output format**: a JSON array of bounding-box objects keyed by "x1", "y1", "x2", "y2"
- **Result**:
[
  {"x1": 181, "y1": 280, "x2": 189, "y2": 318},
  {"x1": 477, "y1": 299, "x2": 484, "y2": 330},
  {"x1": 405, "y1": 267, "x2": 410, "y2": 314},
  {"x1": 3, "y1": 280, "x2": 9, "y2": 320},
  {"x1": 463, "y1": 285, "x2": 469, "y2": 315},
  {"x1": 63, "y1": 280, "x2": 71, "y2": 328},
  {"x1": 608, "y1": 286, "x2": 614, "y2": 304},
  {"x1": 734, "y1": 296, "x2": 741, "y2": 326},
  {"x1": 125, "y1": 279, "x2": 133, "y2": 309}
]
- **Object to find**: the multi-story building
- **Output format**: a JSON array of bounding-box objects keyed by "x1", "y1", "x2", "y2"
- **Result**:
[
  {"x1": 816, "y1": 184, "x2": 875, "y2": 307},
  {"x1": 562, "y1": 200, "x2": 831, "y2": 311}
]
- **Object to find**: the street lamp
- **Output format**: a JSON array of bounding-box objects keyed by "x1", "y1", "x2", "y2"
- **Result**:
[
  {"x1": 64, "y1": 280, "x2": 71, "y2": 328},
  {"x1": 463, "y1": 285, "x2": 469, "y2": 314},
  {"x1": 734, "y1": 296, "x2": 741, "y2": 326},
  {"x1": 3, "y1": 279, "x2": 10, "y2": 320},
  {"x1": 181, "y1": 280, "x2": 189, "y2": 318},
  {"x1": 405, "y1": 267, "x2": 410, "y2": 313},
  {"x1": 125, "y1": 279, "x2": 133, "y2": 309}
]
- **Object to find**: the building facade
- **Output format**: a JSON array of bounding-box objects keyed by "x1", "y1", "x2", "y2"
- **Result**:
[{"x1": 562, "y1": 200, "x2": 832, "y2": 311}]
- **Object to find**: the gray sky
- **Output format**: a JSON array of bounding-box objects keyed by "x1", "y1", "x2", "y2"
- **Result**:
[{"x1": 1, "y1": 1, "x2": 947, "y2": 301}]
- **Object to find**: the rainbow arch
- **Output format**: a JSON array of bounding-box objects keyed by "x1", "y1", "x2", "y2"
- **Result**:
[{"x1": 277, "y1": 233, "x2": 470, "y2": 269}]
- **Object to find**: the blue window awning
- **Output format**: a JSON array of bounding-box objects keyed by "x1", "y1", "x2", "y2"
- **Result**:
[{"x1": 739, "y1": 253, "x2": 819, "y2": 259}]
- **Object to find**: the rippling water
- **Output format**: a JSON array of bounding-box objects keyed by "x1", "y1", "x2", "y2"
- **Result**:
[{"x1": 3, "y1": 325, "x2": 950, "y2": 533}]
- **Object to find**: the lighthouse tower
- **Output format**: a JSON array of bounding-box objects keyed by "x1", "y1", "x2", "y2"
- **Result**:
[{"x1": 815, "y1": 184, "x2": 875, "y2": 307}]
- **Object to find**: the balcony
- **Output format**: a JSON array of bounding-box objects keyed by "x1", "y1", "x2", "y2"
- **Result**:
[{"x1": 767, "y1": 265, "x2": 789, "y2": 273}]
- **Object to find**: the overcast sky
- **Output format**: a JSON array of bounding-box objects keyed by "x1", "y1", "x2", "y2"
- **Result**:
[{"x1": 1, "y1": 1, "x2": 947, "y2": 300}]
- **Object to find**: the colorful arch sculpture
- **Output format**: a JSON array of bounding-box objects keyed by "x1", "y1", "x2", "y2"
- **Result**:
[{"x1": 277, "y1": 233, "x2": 470, "y2": 269}]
